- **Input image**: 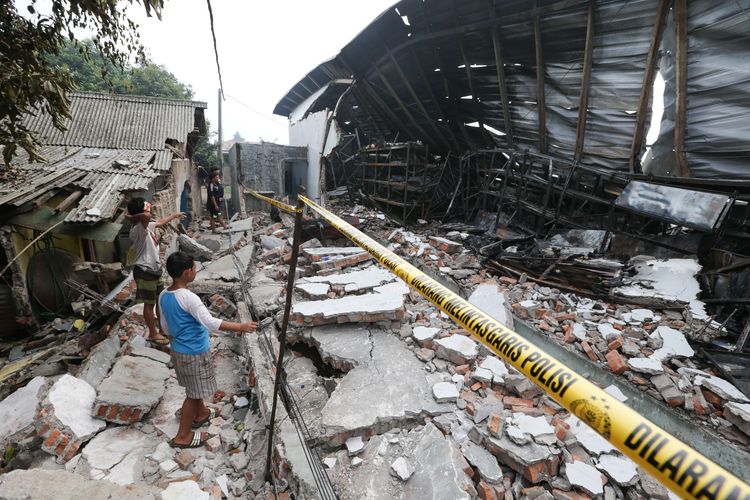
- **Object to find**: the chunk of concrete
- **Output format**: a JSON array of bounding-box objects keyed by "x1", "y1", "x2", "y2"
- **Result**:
[
  {"x1": 78, "y1": 335, "x2": 120, "y2": 388},
  {"x1": 260, "y1": 235, "x2": 285, "y2": 250},
  {"x1": 249, "y1": 273, "x2": 283, "y2": 317},
  {"x1": 296, "y1": 282, "x2": 330, "y2": 300},
  {"x1": 484, "y1": 434, "x2": 559, "y2": 484},
  {"x1": 596, "y1": 453, "x2": 638, "y2": 486},
  {"x1": 0, "y1": 469, "x2": 160, "y2": 499},
  {"x1": 81, "y1": 427, "x2": 153, "y2": 470},
  {"x1": 178, "y1": 234, "x2": 213, "y2": 261},
  {"x1": 434, "y1": 335, "x2": 479, "y2": 365},
  {"x1": 566, "y1": 416, "x2": 616, "y2": 456},
  {"x1": 346, "y1": 436, "x2": 365, "y2": 456},
  {"x1": 469, "y1": 284, "x2": 513, "y2": 329},
  {"x1": 304, "y1": 324, "x2": 374, "y2": 371},
  {"x1": 390, "y1": 457, "x2": 414, "y2": 481},
  {"x1": 461, "y1": 441, "x2": 503, "y2": 484},
  {"x1": 565, "y1": 460, "x2": 604, "y2": 496},
  {"x1": 291, "y1": 291, "x2": 405, "y2": 326},
  {"x1": 480, "y1": 356, "x2": 509, "y2": 383},
  {"x1": 650, "y1": 326, "x2": 694, "y2": 361},
  {"x1": 300, "y1": 266, "x2": 395, "y2": 294},
  {"x1": 36, "y1": 374, "x2": 106, "y2": 462},
  {"x1": 0, "y1": 376, "x2": 47, "y2": 447},
  {"x1": 303, "y1": 246, "x2": 367, "y2": 261},
  {"x1": 129, "y1": 344, "x2": 171, "y2": 364},
  {"x1": 321, "y1": 334, "x2": 447, "y2": 443},
  {"x1": 195, "y1": 243, "x2": 254, "y2": 282},
  {"x1": 724, "y1": 402, "x2": 750, "y2": 437},
  {"x1": 627, "y1": 357, "x2": 664, "y2": 375},
  {"x1": 597, "y1": 323, "x2": 620, "y2": 341},
  {"x1": 413, "y1": 326, "x2": 440, "y2": 345},
  {"x1": 695, "y1": 375, "x2": 750, "y2": 403},
  {"x1": 507, "y1": 413, "x2": 555, "y2": 445},
  {"x1": 93, "y1": 355, "x2": 170, "y2": 424},
  {"x1": 161, "y1": 480, "x2": 209, "y2": 500},
  {"x1": 432, "y1": 382, "x2": 459, "y2": 403}
]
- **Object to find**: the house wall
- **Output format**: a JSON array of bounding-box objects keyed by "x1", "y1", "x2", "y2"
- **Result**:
[
  {"x1": 230, "y1": 142, "x2": 308, "y2": 198},
  {"x1": 288, "y1": 109, "x2": 341, "y2": 205}
]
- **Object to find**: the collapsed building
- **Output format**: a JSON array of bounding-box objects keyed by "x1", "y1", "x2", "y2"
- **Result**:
[{"x1": 0, "y1": 92, "x2": 207, "y2": 331}]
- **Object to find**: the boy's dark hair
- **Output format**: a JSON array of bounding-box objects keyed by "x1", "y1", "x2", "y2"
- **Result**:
[
  {"x1": 166, "y1": 252, "x2": 194, "y2": 279},
  {"x1": 210, "y1": 169, "x2": 220, "y2": 180},
  {"x1": 127, "y1": 197, "x2": 146, "y2": 216}
]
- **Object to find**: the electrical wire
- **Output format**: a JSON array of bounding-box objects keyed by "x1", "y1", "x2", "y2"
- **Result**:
[
  {"x1": 225, "y1": 94, "x2": 289, "y2": 129},
  {"x1": 206, "y1": 0, "x2": 225, "y2": 100}
]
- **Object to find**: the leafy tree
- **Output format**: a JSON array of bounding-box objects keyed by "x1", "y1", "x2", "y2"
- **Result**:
[
  {"x1": 0, "y1": 0, "x2": 163, "y2": 165},
  {"x1": 193, "y1": 120, "x2": 218, "y2": 172},
  {"x1": 47, "y1": 39, "x2": 193, "y2": 100}
]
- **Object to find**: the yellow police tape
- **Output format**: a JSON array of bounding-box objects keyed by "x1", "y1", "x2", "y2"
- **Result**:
[
  {"x1": 246, "y1": 188, "x2": 301, "y2": 214},
  {"x1": 298, "y1": 195, "x2": 749, "y2": 500}
]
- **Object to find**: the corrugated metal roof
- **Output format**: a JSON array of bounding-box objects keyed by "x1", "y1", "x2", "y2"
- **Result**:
[
  {"x1": 152, "y1": 150, "x2": 173, "y2": 172},
  {"x1": 23, "y1": 92, "x2": 207, "y2": 150}
]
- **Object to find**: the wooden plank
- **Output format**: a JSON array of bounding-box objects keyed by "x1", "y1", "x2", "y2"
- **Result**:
[
  {"x1": 674, "y1": 0, "x2": 692, "y2": 177},
  {"x1": 629, "y1": 0, "x2": 669, "y2": 172},
  {"x1": 534, "y1": 15, "x2": 548, "y2": 154},
  {"x1": 492, "y1": 28, "x2": 514, "y2": 148},
  {"x1": 574, "y1": 0, "x2": 595, "y2": 163}
]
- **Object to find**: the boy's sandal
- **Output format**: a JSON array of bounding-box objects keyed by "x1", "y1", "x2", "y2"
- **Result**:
[
  {"x1": 149, "y1": 337, "x2": 170, "y2": 346},
  {"x1": 169, "y1": 431, "x2": 208, "y2": 449},
  {"x1": 191, "y1": 407, "x2": 217, "y2": 428}
]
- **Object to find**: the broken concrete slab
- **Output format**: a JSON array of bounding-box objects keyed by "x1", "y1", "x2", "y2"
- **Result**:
[
  {"x1": 469, "y1": 283, "x2": 513, "y2": 329},
  {"x1": 303, "y1": 324, "x2": 373, "y2": 371},
  {"x1": 565, "y1": 460, "x2": 604, "y2": 496},
  {"x1": 484, "y1": 433, "x2": 559, "y2": 484},
  {"x1": 161, "y1": 479, "x2": 210, "y2": 500},
  {"x1": 78, "y1": 334, "x2": 120, "y2": 389},
  {"x1": 260, "y1": 234, "x2": 286, "y2": 250},
  {"x1": 249, "y1": 272, "x2": 283, "y2": 318},
  {"x1": 595, "y1": 453, "x2": 638, "y2": 487},
  {"x1": 303, "y1": 246, "x2": 367, "y2": 261},
  {"x1": 627, "y1": 357, "x2": 664, "y2": 375},
  {"x1": 433, "y1": 382, "x2": 459, "y2": 403},
  {"x1": 228, "y1": 217, "x2": 253, "y2": 233},
  {"x1": 145, "y1": 375, "x2": 184, "y2": 438},
  {"x1": 295, "y1": 282, "x2": 330, "y2": 300},
  {"x1": 724, "y1": 402, "x2": 750, "y2": 437},
  {"x1": 81, "y1": 427, "x2": 153, "y2": 470},
  {"x1": 178, "y1": 234, "x2": 213, "y2": 261},
  {"x1": 0, "y1": 376, "x2": 48, "y2": 447},
  {"x1": 195, "y1": 243, "x2": 254, "y2": 282},
  {"x1": 321, "y1": 333, "x2": 448, "y2": 443},
  {"x1": 696, "y1": 375, "x2": 750, "y2": 403},
  {"x1": 299, "y1": 266, "x2": 395, "y2": 294},
  {"x1": 507, "y1": 413, "x2": 555, "y2": 445},
  {"x1": 93, "y1": 355, "x2": 170, "y2": 424},
  {"x1": 291, "y1": 291, "x2": 406, "y2": 326},
  {"x1": 412, "y1": 326, "x2": 440, "y2": 346},
  {"x1": 460, "y1": 441, "x2": 503, "y2": 484},
  {"x1": 0, "y1": 469, "x2": 160, "y2": 499},
  {"x1": 390, "y1": 456, "x2": 415, "y2": 481},
  {"x1": 36, "y1": 374, "x2": 106, "y2": 462},
  {"x1": 566, "y1": 416, "x2": 616, "y2": 456},
  {"x1": 480, "y1": 356, "x2": 509, "y2": 384},
  {"x1": 650, "y1": 326, "x2": 694, "y2": 361},
  {"x1": 129, "y1": 344, "x2": 171, "y2": 364},
  {"x1": 434, "y1": 335, "x2": 479, "y2": 365}
]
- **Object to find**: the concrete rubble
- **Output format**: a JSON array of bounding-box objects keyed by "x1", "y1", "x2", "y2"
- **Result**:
[{"x1": 4, "y1": 198, "x2": 750, "y2": 500}]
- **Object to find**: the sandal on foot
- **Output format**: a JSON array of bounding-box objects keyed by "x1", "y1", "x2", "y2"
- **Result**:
[
  {"x1": 192, "y1": 407, "x2": 217, "y2": 428},
  {"x1": 148, "y1": 336, "x2": 170, "y2": 346},
  {"x1": 169, "y1": 432, "x2": 207, "y2": 449}
]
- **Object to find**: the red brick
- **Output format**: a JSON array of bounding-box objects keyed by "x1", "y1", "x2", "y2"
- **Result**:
[
  {"x1": 96, "y1": 405, "x2": 108, "y2": 418},
  {"x1": 631, "y1": 375, "x2": 649, "y2": 385},
  {"x1": 454, "y1": 364, "x2": 470, "y2": 375},
  {"x1": 534, "y1": 308, "x2": 547, "y2": 320},
  {"x1": 537, "y1": 321, "x2": 553, "y2": 332},
  {"x1": 702, "y1": 389, "x2": 724, "y2": 407},
  {"x1": 488, "y1": 414, "x2": 502, "y2": 437},
  {"x1": 43, "y1": 429, "x2": 62, "y2": 449},
  {"x1": 503, "y1": 396, "x2": 533, "y2": 407},
  {"x1": 513, "y1": 406, "x2": 544, "y2": 416},
  {"x1": 471, "y1": 382, "x2": 482, "y2": 392},
  {"x1": 106, "y1": 405, "x2": 119, "y2": 420},
  {"x1": 37, "y1": 423, "x2": 51, "y2": 438},
  {"x1": 554, "y1": 313, "x2": 577, "y2": 321},
  {"x1": 128, "y1": 409, "x2": 142, "y2": 423},
  {"x1": 63, "y1": 441, "x2": 80, "y2": 462},
  {"x1": 54, "y1": 435, "x2": 70, "y2": 456},
  {"x1": 119, "y1": 407, "x2": 132, "y2": 422},
  {"x1": 612, "y1": 323, "x2": 624, "y2": 331},
  {"x1": 581, "y1": 341, "x2": 598, "y2": 361},
  {"x1": 605, "y1": 350, "x2": 627, "y2": 375},
  {"x1": 499, "y1": 277, "x2": 517, "y2": 285},
  {"x1": 248, "y1": 369, "x2": 256, "y2": 388},
  {"x1": 477, "y1": 480, "x2": 496, "y2": 500},
  {"x1": 607, "y1": 337, "x2": 623, "y2": 352}
]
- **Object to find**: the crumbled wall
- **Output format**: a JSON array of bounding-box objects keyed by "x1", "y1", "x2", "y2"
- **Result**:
[{"x1": 230, "y1": 142, "x2": 307, "y2": 196}]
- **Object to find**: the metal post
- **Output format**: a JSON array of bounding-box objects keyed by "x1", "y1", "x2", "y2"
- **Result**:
[{"x1": 264, "y1": 195, "x2": 305, "y2": 482}]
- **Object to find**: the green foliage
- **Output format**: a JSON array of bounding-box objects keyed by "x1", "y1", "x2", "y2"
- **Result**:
[
  {"x1": 193, "y1": 120, "x2": 218, "y2": 170},
  {"x1": 0, "y1": 0, "x2": 164, "y2": 165},
  {"x1": 47, "y1": 39, "x2": 193, "y2": 100}
]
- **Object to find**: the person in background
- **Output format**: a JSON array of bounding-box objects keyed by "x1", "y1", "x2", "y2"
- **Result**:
[
  {"x1": 207, "y1": 169, "x2": 229, "y2": 233},
  {"x1": 159, "y1": 252, "x2": 257, "y2": 448},
  {"x1": 126, "y1": 197, "x2": 185, "y2": 346}
]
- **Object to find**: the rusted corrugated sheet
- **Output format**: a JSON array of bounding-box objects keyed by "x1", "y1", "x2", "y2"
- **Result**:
[{"x1": 23, "y1": 92, "x2": 207, "y2": 150}]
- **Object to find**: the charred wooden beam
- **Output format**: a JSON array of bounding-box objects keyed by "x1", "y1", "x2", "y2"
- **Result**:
[
  {"x1": 534, "y1": 15, "x2": 548, "y2": 154},
  {"x1": 408, "y1": 48, "x2": 463, "y2": 151},
  {"x1": 357, "y1": 80, "x2": 412, "y2": 141},
  {"x1": 374, "y1": 69, "x2": 436, "y2": 147},
  {"x1": 491, "y1": 28, "x2": 514, "y2": 148},
  {"x1": 629, "y1": 0, "x2": 669, "y2": 173},
  {"x1": 388, "y1": 54, "x2": 454, "y2": 151},
  {"x1": 674, "y1": 0, "x2": 692, "y2": 177},
  {"x1": 458, "y1": 36, "x2": 489, "y2": 141},
  {"x1": 574, "y1": 0, "x2": 595, "y2": 163}
]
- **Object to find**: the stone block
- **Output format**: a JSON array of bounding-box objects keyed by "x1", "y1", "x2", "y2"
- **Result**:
[
  {"x1": 0, "y1": 376, "x2": 48, "y2": 448},
  {"x1": 93, "y1": 355, "x2": 170, "y2": 424},
  {"x1": 36, "y1": 375, "x2": 106, "y2": 462},
  {"x1": 434, "y1": 335, "x2": 479, "y2": 365}
]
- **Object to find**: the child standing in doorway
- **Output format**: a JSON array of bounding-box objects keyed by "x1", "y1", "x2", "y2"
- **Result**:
[
  {"x1": 160, "y1": 252, "x2": 257, "y2": 448},
  {"x1": 126, "y1": 197, "x2": 185, "y2": 346},
  {"x1": 207, "y1": 169, "x2": 229, "y2": 233}
]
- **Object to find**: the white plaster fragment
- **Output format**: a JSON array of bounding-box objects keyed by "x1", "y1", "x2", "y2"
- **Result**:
[
  {"x1": 695, "y1": 376, "x2": 750, "y2": 403},
  {"x1": 432, "y1": 382, "x2": 459, "y2": 403},
  {"x1": 604, "y1": 385, "x2": 628, "y2": 402},
  {"x1": 566, "y1": 460, "x2": 605, "y2": 495},
  {"x1": 650, "y1": 326, "x2": 694, "y2": 361},
  {"x1": 627, "y1": 357, "x2": 664, "y2": 375},
  {"x1": 48, "y1": 375, "x2": 105, "y2": 439}
]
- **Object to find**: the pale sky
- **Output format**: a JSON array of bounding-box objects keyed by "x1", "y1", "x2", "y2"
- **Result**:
[{"x1": 128, "y1": 0, "x2": 397, "y2": 145}]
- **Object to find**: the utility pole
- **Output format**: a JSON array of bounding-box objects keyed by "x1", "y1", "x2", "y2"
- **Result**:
[{"x1": 217, "y1": 87, "x2": 224, "y2": 183}]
